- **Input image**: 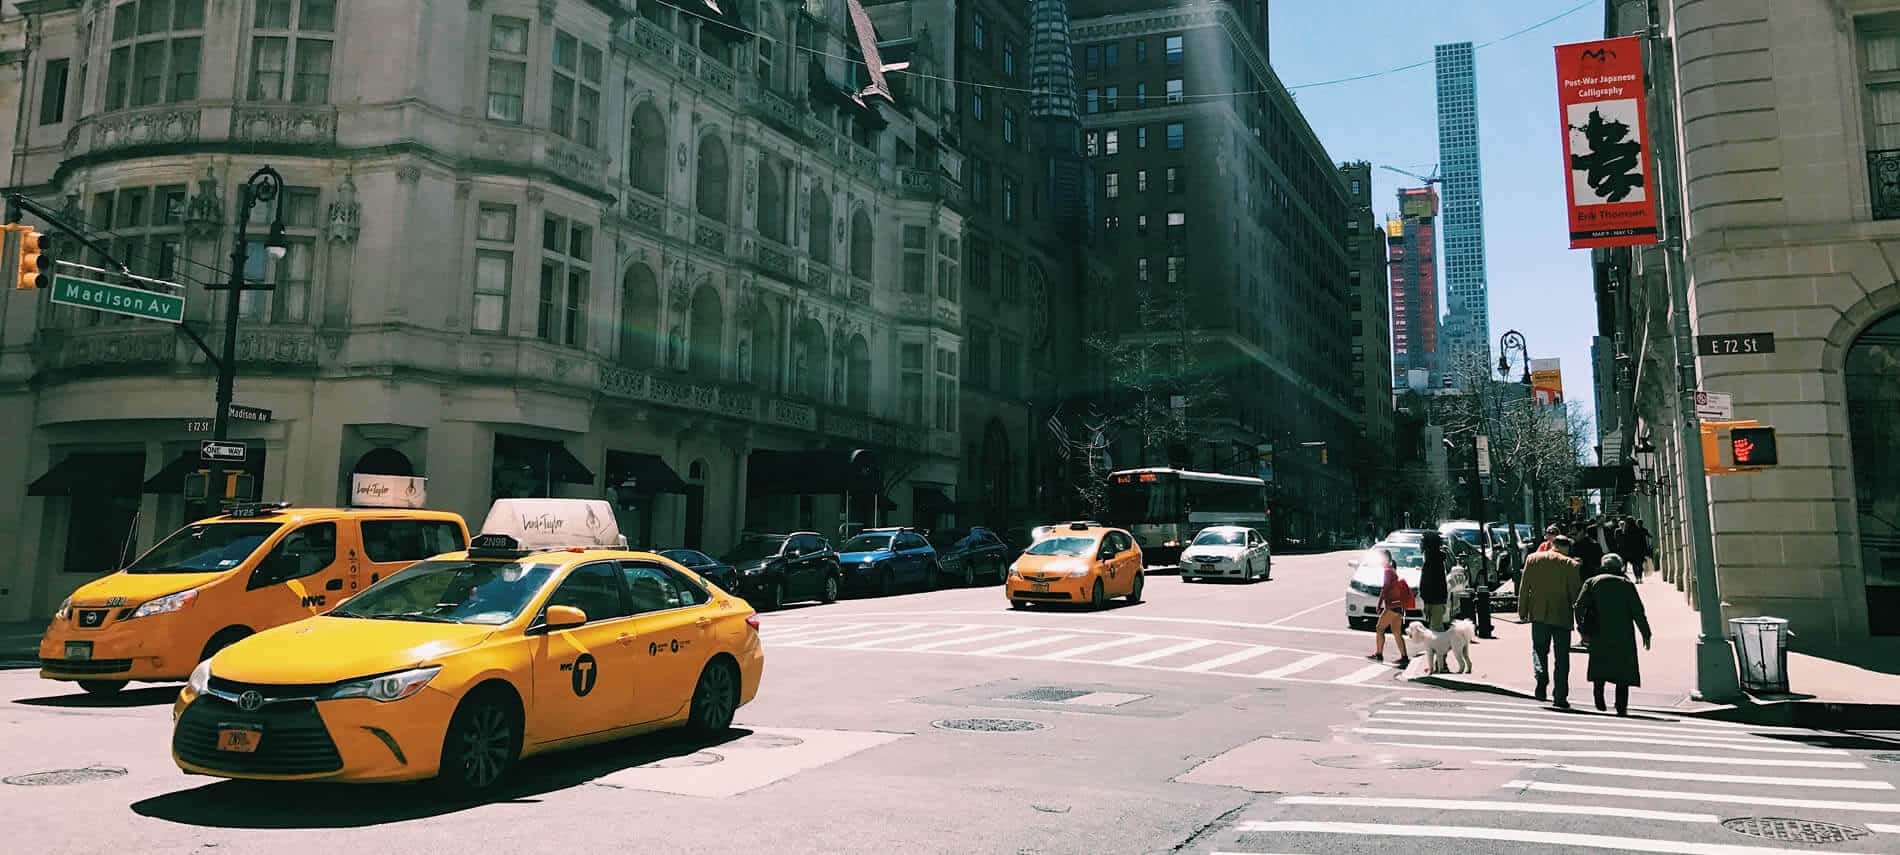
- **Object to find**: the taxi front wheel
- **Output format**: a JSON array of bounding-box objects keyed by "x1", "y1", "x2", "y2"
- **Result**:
[
  {"x1": 1090, "y1": 579, "x2": 1108, "y2": 610},
  {"x1": 78, "y1": 680, "x2": 126, "y2": 696},
  {"x1": 438, "y1": 693, "x2": 520, "y2": 795}
]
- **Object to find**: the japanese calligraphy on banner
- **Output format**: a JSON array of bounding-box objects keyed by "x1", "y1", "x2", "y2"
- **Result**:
[{"x1": 1555, "y1": 36, "x2": 1660, "y2": 249}]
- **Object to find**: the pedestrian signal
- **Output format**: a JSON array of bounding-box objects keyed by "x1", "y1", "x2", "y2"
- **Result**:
[
  {"x1": 1729, "y1": 427, "x2": 1778, "y2": 467},
  {"x1": 183, "y1": 470, "x2": 257, "y2": 501},
  {"x1": 16, "y1": 229, "x2": 52, "y2": 290}
]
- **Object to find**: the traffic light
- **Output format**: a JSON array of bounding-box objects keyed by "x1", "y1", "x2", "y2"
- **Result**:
[
  {"x1": 15, "y1": 228, "x2": 52, "y2": 290},
  {"x1": 1729, "y1": 427, "x2": 1779, "y2": 467}
]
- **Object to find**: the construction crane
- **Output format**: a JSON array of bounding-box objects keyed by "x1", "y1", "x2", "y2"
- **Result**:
[{"x1": 1381, "y1": 164, "x2": 1442, "y2": 185}]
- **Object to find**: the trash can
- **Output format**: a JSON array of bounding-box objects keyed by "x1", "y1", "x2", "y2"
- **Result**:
[{"x1": 1728, "y1": 617, "x2": 1790, "y2": 694}]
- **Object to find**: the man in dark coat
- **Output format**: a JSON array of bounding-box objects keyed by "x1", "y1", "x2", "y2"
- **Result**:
[
  {"x1": 1570, "y1": 522, "x2": 1604, "y2": 585},
  {"x1": 1419, "y1": 531, "x2": 1450, "y2": 631},
  {"x1": 1575, "y1": 554, "x2": 1652, "y2": 715}
]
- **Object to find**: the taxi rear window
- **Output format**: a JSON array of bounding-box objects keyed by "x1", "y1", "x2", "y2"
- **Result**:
[
  {"x1": 124, "y1": 523, "x2": 283, "y2": 574},
  {"x1": 360, "y1": 519, "x2": 467, "y2": 563}
]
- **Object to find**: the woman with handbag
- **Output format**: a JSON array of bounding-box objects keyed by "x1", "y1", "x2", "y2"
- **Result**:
[
  {"x1": 1574, "y1": 554, "x2": 1651, "y2": 715},
  {"x1": 1367, "y1": 548, "x2": 1412, "y2": 668}
]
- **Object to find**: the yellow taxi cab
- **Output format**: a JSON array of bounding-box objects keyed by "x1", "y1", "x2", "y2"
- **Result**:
[
  {"x1": 169, "y1": 499, "x2": 765, "y2": 794},
  {"x1": 1004, "y1": 522, "x2": 1145, "y2": 610},
  {"x1": 39, "y1": 499, "x2": 469, "y2": 695}
]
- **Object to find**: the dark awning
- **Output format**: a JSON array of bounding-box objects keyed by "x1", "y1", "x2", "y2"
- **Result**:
[
  {"x1": 914, "y1": 486, "x2": 955, "y2": 514},
  {"x1": 606, "y1": 451, "x2": 688, "y2": 495},
  {"x1": 748, "y1": 449, "x2": 878, "y2": 496},
  {"x1": 30, "y1": 453, "x2": 146, "y2": 497},
  {"x1": 143, "y1": 449, "x2": 268, "y2": 494},
  {"x1": 494, "y1": 434, "x2": 594, "y2": 486}
]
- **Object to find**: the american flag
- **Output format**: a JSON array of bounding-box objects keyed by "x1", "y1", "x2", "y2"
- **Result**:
[{"x1": 1047, "y1": 409, "x2": 1070, "y2": 459}]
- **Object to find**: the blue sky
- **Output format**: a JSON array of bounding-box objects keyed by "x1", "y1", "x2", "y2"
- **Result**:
[{"x1": 1269, "y1": 0, "x2": 1604, "y2": 434}]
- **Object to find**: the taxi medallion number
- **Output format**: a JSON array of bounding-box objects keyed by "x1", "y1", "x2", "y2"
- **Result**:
[
  {"x1": 217, "y1": 723, "x2": 262, "y2": 753},
  {"x1": 1031, "y1": 581, "x2": 1050, "y2": 593},
  {"x1": 64, "y1": 641, "x2": 91, "y2": 660}
]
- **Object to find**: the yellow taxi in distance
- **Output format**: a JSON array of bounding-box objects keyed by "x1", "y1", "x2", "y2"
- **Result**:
[
  {"x1": 170, "y1": 499, "x2": 765, "y2": 794},
  {"x1": 1005, "y1": 522, "x2": 1145, "y2": 610},
  {"x1": 40, "y1": 502, "x2": 469, "y2": 695}
]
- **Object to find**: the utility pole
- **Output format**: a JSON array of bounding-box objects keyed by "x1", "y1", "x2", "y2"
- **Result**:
[{"x1": 1647, "y1": 3, "x2": 1740, "y2": 701}]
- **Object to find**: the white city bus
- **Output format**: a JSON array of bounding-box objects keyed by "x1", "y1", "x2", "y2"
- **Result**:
[{"x1": 1105, "y1": 468, "x2": 1270, "y2": 568}]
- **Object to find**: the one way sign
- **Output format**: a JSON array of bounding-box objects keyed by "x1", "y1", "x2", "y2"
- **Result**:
[{"x1": 200, "y1": 440, "x2": 248, "y2": 463}]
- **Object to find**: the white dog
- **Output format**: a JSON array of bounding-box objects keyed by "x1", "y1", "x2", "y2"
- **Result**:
[{"x1": 1404, "y1": 620, "x2": 1476, "y2": 675}]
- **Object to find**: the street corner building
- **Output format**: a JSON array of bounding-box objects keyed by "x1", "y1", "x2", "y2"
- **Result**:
[
  {"x1": 1593, "y1": 0, "x2": 1900, "y2": 642},
  {"x1": 0, "y1": 0, "x2": 1098, "y2": 622}
]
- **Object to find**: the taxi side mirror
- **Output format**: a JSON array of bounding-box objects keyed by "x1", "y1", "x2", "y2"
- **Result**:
[{"x1": 544, "y1": 605, "x2": 588, "y2": 631}]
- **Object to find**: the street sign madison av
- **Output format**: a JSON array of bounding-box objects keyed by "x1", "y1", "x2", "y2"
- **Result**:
[{"x1": 49, "y1": 272, "x2": 184, "y2": 324}]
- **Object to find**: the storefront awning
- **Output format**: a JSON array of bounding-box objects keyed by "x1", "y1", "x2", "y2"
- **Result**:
[
  {"x1": 143, "y1": 449, "x2": 267, "y2": 494},
  {"x1": 29, "y1": 453, "x2": 145, "y2": 497},
  {"x1": 494, "y1": 435, "x2": 595, "y2": 486},
  {"x1": 747, "y1": 449, "x2": 877, "y2": 496},
  {"x1": 606, "y1": 451, "x2": 688, "y2": 495},
  {"x1": 913, "y1": 486, "x2": 955, "y2": 515}
]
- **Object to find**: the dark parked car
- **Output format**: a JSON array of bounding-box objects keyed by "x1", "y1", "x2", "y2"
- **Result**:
[
  {"x1": 837, "y1": 527, "x2": 938, "y2": 595},
  {"x1": 929, "y1": 527, "x2": 1011, "y2": 586},
  {"x1": 659, "y1": 548, "x2": 738, "y2": 592},
  {"x1": 719, "y1": 532, "x2": 842, "y2": 609}
]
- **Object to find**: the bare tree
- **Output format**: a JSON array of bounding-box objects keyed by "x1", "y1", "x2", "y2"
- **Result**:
[
  {"x1": 1084, "y1": 280, "x2": 1226, "y2": 464},
  {"x1": 1065, "y1": 409, "x2": 1116, "y2": 519}
]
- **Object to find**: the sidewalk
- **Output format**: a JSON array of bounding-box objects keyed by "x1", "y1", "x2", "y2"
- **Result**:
[{"x1": 1411, "y1": 574, "x2": 1900, "y2": 727}]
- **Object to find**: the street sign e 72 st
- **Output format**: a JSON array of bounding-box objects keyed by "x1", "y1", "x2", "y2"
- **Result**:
[
  {"x1": 200, "y1": 440, "x2": 247, "y2": 463},
  {"x1": 1696, "y1": 332, "x2": 1775, "y2": 357},
  {"x1": 49, "y1": 273, "x2": 184, "y2": 324}
]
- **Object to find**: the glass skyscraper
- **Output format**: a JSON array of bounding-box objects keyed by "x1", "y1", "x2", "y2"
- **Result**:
[{"x1": 1434, "y1": 41, "x2": 1489, "y2": 374}]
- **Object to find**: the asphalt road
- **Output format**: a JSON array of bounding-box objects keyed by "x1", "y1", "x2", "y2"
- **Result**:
[{"x1": 4, "y1": 549, "x2": 1899, "y2": 855}]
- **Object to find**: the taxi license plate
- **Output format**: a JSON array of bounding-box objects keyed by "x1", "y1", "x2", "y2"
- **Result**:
[
  {"x1": 1031, "y1": 581, "x2": 1050, "y2": 593},
  {"x1": 64, "y1": 641, "x2": 92, "y2": 661},
  {"x1": 217, "y1": 724, "x2": 262, "y2": 753}
]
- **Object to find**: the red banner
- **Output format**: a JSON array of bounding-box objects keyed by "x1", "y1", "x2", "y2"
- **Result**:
[{"x1": 1555, "y1": 36, "x2": 1660, "y2": 249}]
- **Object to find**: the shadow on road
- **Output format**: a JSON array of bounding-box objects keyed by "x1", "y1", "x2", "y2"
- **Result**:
[
  {"x1": 1013, "y1": 599, "x2": 1147, "y2": 614},
  {"x1": 131, "y1": 727, "x2": 757, "y2": 829},
  {"x1": 14, "y1": 686, "x2": 181, "y2": 708}
]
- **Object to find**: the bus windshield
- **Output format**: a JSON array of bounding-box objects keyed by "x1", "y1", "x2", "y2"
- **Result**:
[{"x1": 1105, "y1": 478, "x2": 1179, "y2": 524}]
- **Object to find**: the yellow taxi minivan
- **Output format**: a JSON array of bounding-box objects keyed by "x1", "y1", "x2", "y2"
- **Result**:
[
  {"x1": 169, "y1": 499, "x2": 765, "y2": 794},
  {"x1": 1005, "y1": 522, "x2": 1145, "y2": 610},
  {"x1": 40, "y1": 500, "x2": 468, "y2": 695}
]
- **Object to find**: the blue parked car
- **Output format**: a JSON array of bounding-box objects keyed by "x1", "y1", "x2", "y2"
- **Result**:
[{"x1": 836, "y1": 527, "x2": 939, "y2": 596}]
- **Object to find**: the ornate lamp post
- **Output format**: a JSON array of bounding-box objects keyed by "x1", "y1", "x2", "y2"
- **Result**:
[{"x1": 205, "y1": 167, "x2": 288, "y2": 507}]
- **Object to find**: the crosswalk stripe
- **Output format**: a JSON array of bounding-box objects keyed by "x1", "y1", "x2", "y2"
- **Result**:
[
  {"x1": 1353, "y1": 726, "x2": 1849, "y2": 756},
  {"x1": 1500, "y1": 780, "x2": 1900, "y2": 814},
  {"x1": 1369, "y1": 710, "x2": 1840, "y2": 747},
  {"x1": 1275, "y1": 795, "x2": 1717, "y2": 823},
  {"x1": 775, "y1": 623, "x2": 926, "y2": 646},
  {"x1": 965, "y1": 634, "x2": 1081, "y2": 655},
  {"x1": 1368, "y1": 740, "x2": 1866, "y2": 769},
  {"x1": 1471, "y1": 758, "x2": 1895, "y2": 789},
  {"x1": 1253, "y1": 653, "x2": 1338, "y2": 679},
  {"x1": 760, "y1": 623, "x2": 867, "y2": 641},
  {"x1": 902, "y1": 626, "x2": 1036, "y2": 651},
  {"x1": 1107, "y1": 639, "x2": 1215, "y2": 665},
  {"x1": 827, "y1": 626, "x2": 977, "y2": 649},
  {"x1": 1869, "y1": 824, "x2": 1900, "y2": 833},
  {"x1": 1180, "y1": 646, "x2": 1280, "y2": 672},
  {"x1": 1332, "y1": 664, "x2": 1393, "y2": 685},
  {"x1": 1035, "y1": 634, "x2": 1155, "y2": 660},
  {"x1": 1388, "y1": 699, "x2": 1818, "y2": 734},
  {"x1": 1237, "y1": 820, "x2": 1825, "y2": 854}
]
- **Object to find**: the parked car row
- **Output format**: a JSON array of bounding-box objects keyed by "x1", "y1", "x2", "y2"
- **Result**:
[{"x1": 654, "y1": 525, "x2": 1017, "y2": 611}]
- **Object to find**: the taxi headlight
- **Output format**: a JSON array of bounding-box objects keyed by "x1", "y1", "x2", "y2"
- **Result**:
[
  {"x1": 320, "y1": 666, "x2": 441, "y2": 703},
  {"x1": 130, "y1": 589, "x2": 198, "y2": 619},
  {"x1": 55, "y1": 596, "x2": 72, "y2": 621},
  {"x1": 187, "y1": 659, "x2": 213, "y2": 695},
  {"x1": 1008, "y1": 563, "x2": 1021, "y2": 579}
]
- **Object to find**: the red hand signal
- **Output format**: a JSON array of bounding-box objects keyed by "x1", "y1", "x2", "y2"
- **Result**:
[{"x1": 1733, "y1": 437, "x2": 1756, "y2": 463}]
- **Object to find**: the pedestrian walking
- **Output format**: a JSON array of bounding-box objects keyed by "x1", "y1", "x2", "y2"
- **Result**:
[
  {"x1": 1419, "y1": 531, "x2": 1450, "y2": 631},
  {"x1": 1571, "y1": 522, "x2": 1605, "y2": 586},
  {"x1": 1519, "y1": 535, "x2": 1583, "y2": 708},
  {"x1": 1367, "y1": 549, "x2": 1412, "y2": 668},
  {"x1": 1624, "y1": 519, "x2": 1652, "y2": 582},
  {"x1": 1574, "y1": 554, "x2": 1652, "y2": 716},
  {"x1": 1535, "y1": 524, "x2": 1561, "y2": 553}
]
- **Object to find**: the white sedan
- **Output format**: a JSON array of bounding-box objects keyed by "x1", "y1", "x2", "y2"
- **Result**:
[{"x1": 1180, "y1": 526, "x2": 1272, "y2": 582}]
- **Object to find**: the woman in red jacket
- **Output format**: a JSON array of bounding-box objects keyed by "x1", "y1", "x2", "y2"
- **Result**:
[{"x1": 1368, "y1": 548, "x2": 1412, "y2": 668}]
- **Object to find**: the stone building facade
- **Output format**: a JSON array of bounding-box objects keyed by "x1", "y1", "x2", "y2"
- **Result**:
[
  {"x1": 1598, "y1": 0, "x2": 1900, "y2": 641},
  {"x1": 0, "y1": 0, "x2": 973, "y2": 622}
]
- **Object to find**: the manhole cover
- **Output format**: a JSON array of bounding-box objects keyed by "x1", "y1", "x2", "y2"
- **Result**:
[
  {"x1": 1312, "y1": 754, "x2": 1441, "y2": 770},
  {"x1": 637, "y1": 751, "x2": 724, "y2": 769},
  {"x1": 1721, "y1": 817, "x2": 1869, "y2": 844},
  {"x1": 932, "y1": 718, "x2": 1049, "y2": 733},
  {"x1": 740, "y1": 734, "x2": 804, "y2": 750},
  {"x1": 1007, "y1": 687, "x2": 1092, "y2": 703},
  {"x1": 1872, "y1": 752, "x2": 1900, "y2": 765},
  {"x1": 3, "y1": 767, "x2": 127, "y2": 786}
]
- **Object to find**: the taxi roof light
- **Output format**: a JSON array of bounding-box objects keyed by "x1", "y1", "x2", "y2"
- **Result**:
[
  {"x1": 222, "y1": 501, "x2": 292, "y2": 519},
  {"x1": 474, "y1": 499, "x2": 627, "y2": 553}
]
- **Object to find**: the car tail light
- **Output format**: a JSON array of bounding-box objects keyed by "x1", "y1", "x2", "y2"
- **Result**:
[{"x1": 745, "y1": 613, "x2": 760, "y2": 631}]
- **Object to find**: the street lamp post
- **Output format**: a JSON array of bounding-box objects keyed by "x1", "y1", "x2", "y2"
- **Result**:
[{"x1": 205, "y1": 167, "x2": 288, "y2": 508}]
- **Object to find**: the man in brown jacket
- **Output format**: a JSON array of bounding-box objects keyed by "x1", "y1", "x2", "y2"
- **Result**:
[{"x1": 1518, "y1": 536, "x2": 1583, "y2": 708}]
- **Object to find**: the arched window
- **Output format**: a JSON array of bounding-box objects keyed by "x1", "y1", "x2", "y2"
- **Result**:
[
  {"x1": 696, "y1": 135, "x2": 730, "y2": 222},
  {"x1": 809, "y1": 186, "x2": 832, "y2": 264},
  {"x1": 353, "y1": 448, "x2": 415, "y2": 477},
  {"x1": 758, "y1": 159, "x2": 787, "y2": 243},
  {"x1": 618, "y1": 264, "x2": 660, "y2": 369},
  {"x1": 1847, "y1": 310, "x2": 1900, "y2": 636},
  {"x1": 850, "y1": 209, "x2": 873, "y2": 280},
  {"x1": 749, "y1": 298, "x2": 781, "y2": 391},
  {"x1": 629, "y1": 103, "x2": 667, "y2": 196},
  {"x1": 688, "y1": 284, "x2": 724, "y2": 377},
  {"x1": 847, "y1": 334, "x2": 872, "y2": 411},
  {"x1": 793, "y1": 317, "x2": 828, "y2": 399}
]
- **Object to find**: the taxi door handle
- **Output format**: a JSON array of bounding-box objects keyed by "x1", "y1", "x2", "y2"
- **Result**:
[
  {"x1": 617, "y1": 633, "x2": 636, "y2": 646},
  {"x1": 695, "y1": 617, "x2": 712, "y2": 629}
]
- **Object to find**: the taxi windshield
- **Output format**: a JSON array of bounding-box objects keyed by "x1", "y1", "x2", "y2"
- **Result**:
[
  {"x1": 1193, "y1": 529, "x2": 1245, "y2": 546},
  {"x1": 330, "y1": 560, "x2": 558, "y2": 625},
  {"x1": 123, "y1": 523, "x2": 283, "y2": 574},
  {"x1": 840, "y1": 534, "x2": 892, "y2": 553},
  {"x1": 1025, "y1": 536, "x2": 1097, "y2": 557}
]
